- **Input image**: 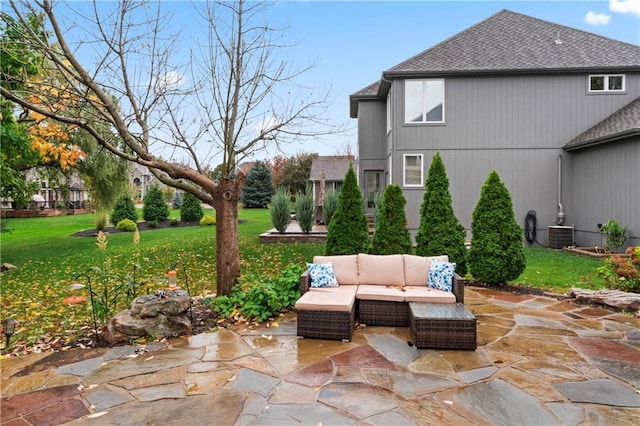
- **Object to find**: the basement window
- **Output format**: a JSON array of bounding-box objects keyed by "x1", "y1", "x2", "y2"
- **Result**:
[{"x1": 589, "y1": 75, "x2": 624, "y2": 92}]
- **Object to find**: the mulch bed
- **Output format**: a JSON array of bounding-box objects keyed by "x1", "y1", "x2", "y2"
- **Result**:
[{"x1": 72, "y1": 220, "x2": 202, "y2": 237}]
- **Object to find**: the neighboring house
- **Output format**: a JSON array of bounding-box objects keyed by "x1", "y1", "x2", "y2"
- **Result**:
[
  {"x1": 236, "y1": 161, "x2": 256, "y2": 176},
  {"x1": 309, "y1": 156, "x2": 355, "y2": 206},
  {"x1": 1, "y1": 168, "x2": 87, "y2": 214},
  {"x1": 130, "y1": 164, "x2": 163, "y2": 201},
  {"x1": 349, "y1": 9, "x2": 640, "y2": 249}
]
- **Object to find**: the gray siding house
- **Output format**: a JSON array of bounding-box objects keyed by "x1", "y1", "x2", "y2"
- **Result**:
[{"x1": 350, "y1": 9, "x2": 640, "y2": 249}]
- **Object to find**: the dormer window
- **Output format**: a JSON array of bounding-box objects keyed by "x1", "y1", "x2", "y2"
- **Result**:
[{"x1": 589, "y1": 75, "x2": 624, "y2": 92}]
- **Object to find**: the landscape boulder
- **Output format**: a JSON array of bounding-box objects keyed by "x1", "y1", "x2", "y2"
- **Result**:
[{"x1": 103, "y1": 290, "x2": 191, "y2": 344}]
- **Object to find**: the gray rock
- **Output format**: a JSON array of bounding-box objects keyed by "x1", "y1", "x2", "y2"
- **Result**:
[
  {"x1": 569, "y1": 288, "x2": 640, "y2": 313},
  {"x1": 455, "y1": 379, "x2": 557, "y2": 425},
  {"x1": 129, "y1": 291, "x2": 190, "y2": 317},
  {"x1": 553, "y1": 379, "x2": 640, "y2": 407}
]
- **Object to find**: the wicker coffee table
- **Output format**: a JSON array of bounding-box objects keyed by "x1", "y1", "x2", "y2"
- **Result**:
[{"x1": 409, "y1": 302, "x2": 477, "y2": 350}]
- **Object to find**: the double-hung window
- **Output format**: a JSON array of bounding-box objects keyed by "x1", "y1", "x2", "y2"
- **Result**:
[
  {"x1": 403, "y1": 154, "x2": 423, "y2": 187},
  {"x1": 405, "y1": 79, "x2": 444, "y2": 123},
  {"x1": 589, "y1": 75, "x2": 625, "y2": 92}
]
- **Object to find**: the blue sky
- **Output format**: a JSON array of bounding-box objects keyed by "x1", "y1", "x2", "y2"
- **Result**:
[
  {"x1": 49, "y1": 1, "x2": 640, "y2": 164},
  {"x1": 259, "y1": 0, "x2": 640, "y2": 159}
]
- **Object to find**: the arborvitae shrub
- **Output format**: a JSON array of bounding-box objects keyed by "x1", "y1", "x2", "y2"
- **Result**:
[
  {"x1": 322, "y1": 189, "x2": 338, "y2": 226},
  {"x1": 370, "y1": 185, "x2": 412, "y2": 255},
  {"x1": 172, "y1": 191, "x2": 183, "y2": 209},
  {"x1": 295, "y1": 186, "x2": 315, "y2": 234},
  {"x1": 270, "y1": 188, "x2": 291, "y2": 233},
  {"x1": 142, "y1": 185, "x2": 169, "y2": 222},
  {"x1": 181, "y1": 192, "x2": 204, "y2": 222},
  {"x1": 111, "y1": 195, "x2": 137, "y2": 226},
  {"x1": 468, "y1": 170, "x2": 525, "y2": 285},
  {"x1": 415, "y1": 152, "x2": 468, "y2": 275},
  {"x1": 324, "y1": 163, "x2": 369, "y2": 255},
  {"x1": 116, "y1": 218, "x2": 137, "y2": 232},
  {"x1": 240, "y1": 161, "x2": 274, "y2": 208}
]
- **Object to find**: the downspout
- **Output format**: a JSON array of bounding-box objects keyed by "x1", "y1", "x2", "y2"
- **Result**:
[{"x1": 556, "y1": 155, "x2": 565, "y2": 225}]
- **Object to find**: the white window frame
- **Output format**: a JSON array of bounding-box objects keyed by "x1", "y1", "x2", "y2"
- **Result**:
[
  {"x1": 588, "y1": 74, "x2": 625, "y2": 93},
  {"x1": 404, "y1": 79, "x2": 445, "y2": 124},
  {"x1": 403, "y1": 154, "x2": 423, "y2": 187}
]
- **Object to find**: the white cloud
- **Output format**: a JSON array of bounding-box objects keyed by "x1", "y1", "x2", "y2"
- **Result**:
[
  {"x1": 585, "y1": 11, "x2": 612, "y2": 25},
  {"x1": 153, "y1": 70, "x2": 185, "y2": 91},
  {"x1": 609, "y1": 0, "x2": 640, "y2": 17}
]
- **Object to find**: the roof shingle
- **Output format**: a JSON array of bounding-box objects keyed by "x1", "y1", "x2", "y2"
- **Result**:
[{"x1": 563, "y1": 97, "x2": 640, "y2": 150}]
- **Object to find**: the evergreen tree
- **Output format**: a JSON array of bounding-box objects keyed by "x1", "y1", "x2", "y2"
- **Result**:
[
  {"x1": 111, "y1": 194, "x2": 138, "y2": 226},
  {"x1": 172, "y1": 191, "x2": 183, "y2": 209},
  {"x1": 415, "y1": 152, "x2": 468, "y2": 274},
  {"x1": 295, "y1": 185, "x2": 315, "y2": 234},
  {"x1": 240, "y1": 161, "x2": 274, "y2": 208},
  {"x1": 370, "y1": 185, "x2": 412, "y2": 255},
  {"x1": 324, "y1": 163, "x2": 369, "y2": 255},
  {"x1": 270, "y1": 188, "x2": 291, "y2": 233},
  {"x1": 321, "y1": 189, "x2": 338, "y2": 226},
  {"x1": 181, "y1": 192, "x2": 204, "y2": 222},
  {"x1": 468, "y1": 170, "x2": 525, "y2": 285},
  {"x1": 142, "y1": 185, "x2": 169, "y2": 222}
]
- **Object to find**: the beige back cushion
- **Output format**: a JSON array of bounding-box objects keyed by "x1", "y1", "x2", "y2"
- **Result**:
[
  {"x1": 357, "y1": 254, "x2": 405, "y2": 286},
  {"x1": 313, "y1": 255, "x2": 359, "y2": 285},
  {"x1": 403, "y1": 254, "x2": 449, "y2": 287}
]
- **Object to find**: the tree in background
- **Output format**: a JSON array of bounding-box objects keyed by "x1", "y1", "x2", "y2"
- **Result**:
[
  {"x1": 172, "y1": 191, "x2": 183, "y2": 209},
  {"x1": 295, "y1": 185, "x2": 315, "y2": 234},
  {"x1": 143, "y1": 185, "x2": 169, "y2": 223},
  {"x1": 270, "y1": 188, "x2": 291, "y2": 233},
  {"x1": 181, "y1": 192, "x2": 204, "y2": 222},
  {"x1": 415, "y1": 152, "x2": 468, "y2": 275},
  {"x1": 324, "y1": 163, "x2": 369, "y2": 255},
  {"x1": 468, "y1": 170, "x2": 525, "y2": 285},
  {"x1": 278, "y1": 153, "x2": 318, "y2": 198},
  {"x1": 370, "y1": 185, "x2": 412, "y2": 255},
  {"x1": 111, "y1": 195, "x2": 138, "y2": 226},
  {"x1": 1, "y1": 1, "x2": 340, "y2": 295},
  {"x1": 240, "y1": 161, "x2": 274, "y2": 208}
]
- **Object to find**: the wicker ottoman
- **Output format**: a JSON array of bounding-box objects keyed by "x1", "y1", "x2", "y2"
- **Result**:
[{"x1": 409, "y1": 302, "x2": 477, "y2": 350}]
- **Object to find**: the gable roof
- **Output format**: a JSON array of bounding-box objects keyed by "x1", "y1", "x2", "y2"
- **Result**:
[
  {"x1": 309, "y1": 157, "x2": 355, "y2": 181},
  {"x1": 350, "y1": 9, "x2": 640, "y2": 117},
  {"x1": 563, "y1": 97, "x2": 640, "y2": 151}
]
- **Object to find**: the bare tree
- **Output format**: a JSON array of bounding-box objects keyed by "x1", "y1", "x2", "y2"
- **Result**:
[{"x1": 1, "y1": 0, "x2": 339, "y2": 295}]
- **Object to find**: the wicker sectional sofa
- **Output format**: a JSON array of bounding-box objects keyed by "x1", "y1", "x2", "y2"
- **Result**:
[{"x1": 295, "y1": 254, "x2": 465, "y2": 341}]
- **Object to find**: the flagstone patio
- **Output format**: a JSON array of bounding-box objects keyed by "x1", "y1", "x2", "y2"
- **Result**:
[{"x1": 2, "y1": 287, "x2": 639, "y2": 425}]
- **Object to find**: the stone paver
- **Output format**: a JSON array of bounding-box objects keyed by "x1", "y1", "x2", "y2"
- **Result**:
[{"x1": 2, "y1": 287, "x2": 640, "y2": 425}]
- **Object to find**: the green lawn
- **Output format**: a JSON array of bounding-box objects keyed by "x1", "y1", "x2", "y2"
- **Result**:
[{"x1": 0, "y1": 208, "x2": 604, "y2": 349}]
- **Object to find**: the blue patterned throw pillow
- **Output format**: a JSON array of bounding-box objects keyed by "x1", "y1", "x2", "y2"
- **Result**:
[
  {"x1": 428, "y1": 259, "x2": 456, "y2": 292},
  {"x1": 307, "y1": 262, "x2": 339, "y2": 288}
]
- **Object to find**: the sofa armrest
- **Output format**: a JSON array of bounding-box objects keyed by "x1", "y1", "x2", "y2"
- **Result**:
[
  {"x1": 452, "y1": 273, "x2": 465, "y2": 304},
  {"x1": 299, "y1": 270, "x2": 311, "y2": 295}
]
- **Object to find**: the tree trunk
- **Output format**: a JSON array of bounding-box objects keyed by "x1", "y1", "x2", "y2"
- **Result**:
[{"x1": 214, "y1": 178, "x2": 242, "y2": 296}]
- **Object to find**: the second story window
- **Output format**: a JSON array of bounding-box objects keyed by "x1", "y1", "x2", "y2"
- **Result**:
[
  {"x1": 405, "y1": 79, "x2": 444, "y2": 123},
  {"x1": 589, "y1": 75, "x2": 625, "y2": 92}
]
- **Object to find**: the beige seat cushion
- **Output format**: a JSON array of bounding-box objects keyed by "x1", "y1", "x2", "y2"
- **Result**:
[
  {"x1": 357, "y1": 254, "x2": 405, "y2": 286},
  {"x1": 294, "y1": 285, "x2": 357, "y2": 312},
  {"x1": 313, "y1": 255, "x2": 359, "y2": 285},
  {"x1": 403, "y1": 286, "x2": 456, "y2": 303},
  {"x1": 403, "y1": 254, "x2": 449, "y2": 287},
  {"x1": 356, "y1": 284, "x2": 407, "y2": 302}
]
